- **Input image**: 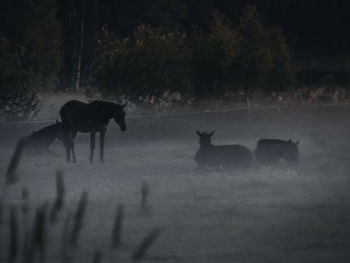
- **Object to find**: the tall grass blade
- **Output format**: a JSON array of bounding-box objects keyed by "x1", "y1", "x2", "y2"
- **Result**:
[
  {"x1": 32, "y1": 204, "x2": 48, "y2": 261},
  {"x1": 140, "y1": 179, "x2": 150, "y2": 212},
  {"x1": 50, "y1": 170, "x2": 65, "y2": 223},
  {"x1": 21, "y1": 230, "x2": 31, "y2": 263},
  {"x1": 111, "y1": 203, "x2": 124, "y2": 249},
  {"x1": 0, "y1": 202, "x2": 3, "y2": 228},
  {"x1": 9, "y1": 207, "x2": 19, "y2": 263},
  {"x1": 6, "y1": 137, "x2": 27, "y2": 185},
  {"x1": 21, "y1": 188, "x2": 30, "y2": 216},
  {"x1": 92, "y1": 250, "x2": 102, "y2": 263},
  {"x1": 70, "y1": 192, "x2": 88, "y2": 249},
  {"x1": 132, "y1": 228, "x2": 161, "y2": 261},
  {"x1": 61, "y1": 211, "x2": 72, "y2": 263}
]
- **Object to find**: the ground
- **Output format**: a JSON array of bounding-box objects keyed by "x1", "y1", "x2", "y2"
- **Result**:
[{"x1": 0, "y1": 105, "x2": 350, "y2": 262}]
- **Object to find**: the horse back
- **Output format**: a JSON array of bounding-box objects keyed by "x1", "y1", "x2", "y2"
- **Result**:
[
  {"x1": 196, "y1": 144, "x2": 253, "y2": 170},
  {"x1": 60, "y1": 100, "x2": 113, "y2": 132}
]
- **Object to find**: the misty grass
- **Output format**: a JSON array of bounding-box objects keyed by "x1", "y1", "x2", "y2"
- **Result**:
[
  {"x1": 21, "y1": 230, "x2": 31, "y2": 263},
  {"x1": 0, "y1": 202, "x2": 3, "y2": 228},
  {"x1": 132, "y1": 228, "x2": 161, "y2": 261},
  {"x1": 92, "y1": 250, "x2": 102, "y2": 263},
  {"x1": 61, "y1": 211, "x2": 72, "y2": 263},
  {"x1": 22, "y1": 188, "x2": 30, "y2": 215},
  {"x1": 111, "y1": 203, "x2": 125, "y2": 249},
  {"x1": 50, "y1": 169, "x2": 65, "y2": 223},
  {"x1": 6, "y1": 137, "x2": 26, "y2": 184},
  {"x1": 70, "y1": 192, "x2": 88, "y2": 249},
  {"x1": 31, "y1": 204, "x2": 48, "y2": 261},
  {"x1": 21, "y1": 188, "x2": 31, "y2": 262},
  {"x1": 141, "y1": 179, "x2": 150, "y2": 212},
  {"x1": 0, "y1": 168, "x2": 163, "y2": 262},
  {"x1": 9, "y1": 207, "x2": 19, "y2": 263}
]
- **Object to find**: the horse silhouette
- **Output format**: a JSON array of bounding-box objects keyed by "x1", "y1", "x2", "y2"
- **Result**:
[
  {"x1": 6, "y1": 121, "x2": 64, "y2": 178},
  {"x1": 195, "y1": 131, "x2": 253, "y2": 170},
  {"x1": 255, "y1": 139, "x2": 300, "y2": 167},
  {"x1": 59, "y1": 100, "x2": 126, "y2": 163},
  {"x1": 23, "y1": 120, "x2": 64, "y2": 153}
]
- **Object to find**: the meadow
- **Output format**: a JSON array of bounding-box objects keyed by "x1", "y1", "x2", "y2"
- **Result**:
[{"x1": 1, "y1": 105, "x2": 350, "y2": 262}]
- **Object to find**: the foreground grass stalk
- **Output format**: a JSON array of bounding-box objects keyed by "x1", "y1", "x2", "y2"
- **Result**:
[
  {"x1": 61, "y1": 211, "x2": 72, "y2": 263},
  {"x1": 140, "y1": 179, "x2": 150, "y2": 212},
  {"x1": 70, "y1": 192, "x2": 88, "y2": 249},
  {"x1": 50, "y1": 170, "x2": 65, "y2": 223},
  {"x1": 132, "y1": 228, "x2": 161, "y2": 261},
  {"x1": 6, "y1": 137, "x2": 26, "y2": 185},
  {"x1": 31, "y1": 204, "x2": 48, "y2": 262},
  {"x1": 111, "y1": 203, "x2": 125, "y2": 249},
  {"x1": 92, "y1": 250, "x2": 102, "y2": 263},
  {"x1": 21, "y1": 188, "x2": 30, "y2": 216},
  {"x1": 9, "y1": 207, "x2": 19, "y2": 263}
]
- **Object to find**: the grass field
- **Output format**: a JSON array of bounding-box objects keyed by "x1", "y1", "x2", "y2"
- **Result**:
[{"x1": 1, "y1": 105, "x2": 350, "y2": 262}]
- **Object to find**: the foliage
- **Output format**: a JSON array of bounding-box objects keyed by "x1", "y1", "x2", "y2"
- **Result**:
[
  {"x1": 92, "y1": 24, "x2": 191, "y2": 103},
  {"x1": 235, "y1": 4, "x2": 296, "y2": 94},
  {"x1": 191, "y1": 11, "x2": 240, "y2": 98},
  {"x1": 92, "y1": 6, "x2": 295, "y2": 103},
  {"x1": 0, "y1": 0, "x2": 61, "y2": 120}
]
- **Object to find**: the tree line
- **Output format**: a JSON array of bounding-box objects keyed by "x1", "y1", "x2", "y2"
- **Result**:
[
  {"x1": 91, "y1": 6, "x2": 295, "y2": 103},
  {"x1": 0, "y1": 0, "x2": 349, "y2": 117}
]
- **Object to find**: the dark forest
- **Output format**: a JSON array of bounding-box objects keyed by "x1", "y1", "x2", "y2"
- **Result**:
[{"x1": 1, "y1": 0, "x2": 350, "y2": 116}]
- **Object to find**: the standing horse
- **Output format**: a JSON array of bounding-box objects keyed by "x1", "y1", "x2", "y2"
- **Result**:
[{"x1": 60, "y1": 100, "x2": 127, "y2": 163}]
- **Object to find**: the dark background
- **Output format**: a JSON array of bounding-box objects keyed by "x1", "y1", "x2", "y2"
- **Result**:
[{"x1": 1, "y1": 0, "x2": 350, "y2": 91}]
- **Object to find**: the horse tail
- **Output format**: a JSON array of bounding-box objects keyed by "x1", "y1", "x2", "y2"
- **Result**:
[{"x1": 6, "y1": 136, "x2": 28, "y2": 184}]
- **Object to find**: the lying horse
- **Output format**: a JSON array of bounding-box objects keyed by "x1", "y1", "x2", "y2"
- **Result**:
[
  {"x1": 255, "y1": 138, "x2": 300, "y2": 167},
  {"x1": 6, "y1": 121, "x2": 64, "y2": 178},
  {"x1": 11, "y1": 120, "x2": 63, "y2": 156},
  {"x1": 23, "y1": 120, "x2": 64, "y2": 153},
  {"x1": 195, "y1": 131, "x2": 253, "y2": 170},
  {"x1": 60, "y1": 100, "x2": 127, "y2": 163}
]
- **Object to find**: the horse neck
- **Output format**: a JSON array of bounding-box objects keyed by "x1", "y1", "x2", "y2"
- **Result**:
[
  {"x1": 100, "y1": 102, "x2": 116, "y2": 120},
  {"x1": 35, "y1": 125, "x2": 60, "y2": 142},
  {"x1": 200, "y1": 142, "x2": 213, "y2": 149}
]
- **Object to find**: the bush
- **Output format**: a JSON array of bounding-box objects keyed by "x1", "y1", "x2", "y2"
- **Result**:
[
  {"x1": 0, "y1": 92, "x2": 40, "y2": 121},
  {"x1": 91, "y1": 6, "x2": 296, "y2": 104},
  {"x1": 92, "y1": 24, "x2": 191, "y2": 104}
]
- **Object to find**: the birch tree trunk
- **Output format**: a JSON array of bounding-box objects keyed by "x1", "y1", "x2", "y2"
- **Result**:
[{"x1": 74, "y1": 0, "x2": 86, "y2": 90}]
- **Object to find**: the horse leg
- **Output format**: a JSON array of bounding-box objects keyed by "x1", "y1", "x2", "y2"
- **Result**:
[
  {"x1": 68, "y1": 130, "x2": 76, "y2": 163},
  {"x1": 90, "y1": 132, "x2": 96, "y2": 164},
  {"x1": 100, "y1": 128, "x2": 106, "y2": 162},
  {"x1": 62, "y1": 127, "x2": 71, "y2": 162}
]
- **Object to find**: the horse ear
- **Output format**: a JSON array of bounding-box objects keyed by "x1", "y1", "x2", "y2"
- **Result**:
[
  {"x1": 295, "y1": 140, "x2": 300, "y2": 146},
  {"x1": 209, "y1": 131, "x2": 215, "y2": 137},
  {"x1": 196, "y1": 130, "x2": 202, "y2": 137},
  {"x1": 121, "y1": 103, "x2": 127, "y2": 108},
  {"x1": 288, "y1": 139, "x2": 292, "y2": 143}
]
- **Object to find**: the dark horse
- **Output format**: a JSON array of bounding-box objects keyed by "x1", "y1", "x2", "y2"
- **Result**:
[
  {"x1": 6, "y1": 121, "x2": 63, "y2": 178},
  {"x1": 195, "y1": 131, "x2": 253, "y2": 170},
  {"x1": 23, "y1": 120, "x2": 63, "y2": 153},
  {"x1": 60, "y1": 100, "x2": 126, "y2": 163}
]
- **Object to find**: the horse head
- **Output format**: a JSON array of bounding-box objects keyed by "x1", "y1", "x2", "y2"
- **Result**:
[
  {"x1": 196, "y1": 130, "x2": 215, "y2": 146},
  {"x1": 113, "y1": 103, "x2": 127, "y2": 131}
]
